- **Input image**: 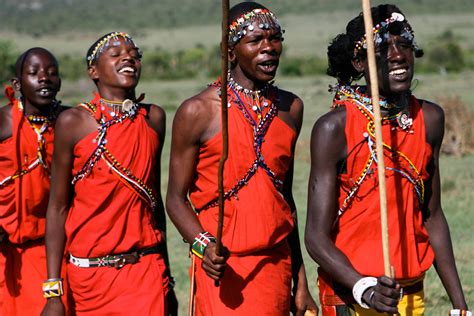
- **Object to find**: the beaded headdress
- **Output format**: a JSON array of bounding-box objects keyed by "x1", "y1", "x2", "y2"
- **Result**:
[
  {"x1": 86, "y1": 32, "x2": 142, "y2": 66},
  {"x1": 353, "y1": 12, "x2": 422, "y2": 58},
  {"x1": 228, "y1": 8, "x2": 283, "y2": 47}
]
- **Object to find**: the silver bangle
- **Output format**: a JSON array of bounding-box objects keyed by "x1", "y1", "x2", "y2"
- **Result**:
[
  {"x1": 450, "y1": 309, "x2": 472, "y2": 316},
  {"x1": 352, "y1": 277, "x2": 377, "y2": 309}
]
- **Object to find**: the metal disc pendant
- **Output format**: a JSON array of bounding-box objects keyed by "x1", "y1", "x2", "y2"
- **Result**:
[{"x1": 397, "y1": 109, "x2": 413, "y2": 130}]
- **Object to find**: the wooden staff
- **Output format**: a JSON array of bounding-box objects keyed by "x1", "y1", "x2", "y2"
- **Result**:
[
  {"x1": 216, "y1": 0, "x2": 230, "y2": 259},
  {"x1": 361, "y1": 0, "x2": 392, "y2": 278}
]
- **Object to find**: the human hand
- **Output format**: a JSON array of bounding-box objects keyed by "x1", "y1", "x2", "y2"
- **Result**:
[
  {"x1": 166, "y1": 288, "x2": 178, "y2": 316},
  {"x1": 362, "y1": 276, "x2": 400, "y2": 314},
  {"x1": 41, "y1": 297, "x2": 65, "y2": 316},
  {"x1": 292, "y1": 285, "x2": 319, "y2": 316},
  {"x1": 201, "y1": 242, "x2": 228, "y2": 281}
]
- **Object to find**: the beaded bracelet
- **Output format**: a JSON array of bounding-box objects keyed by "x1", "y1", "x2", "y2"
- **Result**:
[
  {"x1": 191, "y1": 232, "x2": 216, "y2": 259},
  {"x1": 450, "y1": 310, "x2": 472, "y2": 316},
  {"x1": 352, "y1": 277, "x2": 378, "y2": 309},
  {"x1": 42, "y1": 278, "x2": 64, "y2": 298}
]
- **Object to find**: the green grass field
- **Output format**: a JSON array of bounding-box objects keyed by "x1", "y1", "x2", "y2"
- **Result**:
[{"x1": 1, "y1": 4, "x2": 472, "y2": 314}]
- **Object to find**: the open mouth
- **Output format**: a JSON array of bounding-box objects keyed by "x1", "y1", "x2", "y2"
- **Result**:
[
  {"x1": 118, "y1": 66, "x2": 137, "y2": 75},
  {"x1": 38, "y1": 88, "x2": 55, "y2": 97},
  {"x1": 388, "y1": 68, "x2": 409, "y2": 80},
  {"x1": 258, "y1": 60, "x2": 278, "y2": 73}
]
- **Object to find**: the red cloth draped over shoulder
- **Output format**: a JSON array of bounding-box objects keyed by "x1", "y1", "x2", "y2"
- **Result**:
[
  {"x1": 189, "y1": 86, "x2": 296, "y2": 255},
  {"x1": 333, "y1": 95, "x2": 434, "y2": 280},
  {"x1": 0, "y1": 91, "x2": 54, "y2": 244},
  {"x1": 65, "y1": 96, "x2": 162, "y2": 258}
]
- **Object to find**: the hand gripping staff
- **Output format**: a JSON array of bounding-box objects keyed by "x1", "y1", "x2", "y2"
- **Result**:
[
  {"x1": 361, "y1": 0, "x2": 394, "y2": 304},
  {"x1": 215, "y1": 0, "x2": 230, "y2": 275}
]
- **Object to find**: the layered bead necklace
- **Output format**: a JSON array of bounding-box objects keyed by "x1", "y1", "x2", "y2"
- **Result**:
[
  {"x1": 227, "y1": 73, "x2": 271, "y2": 121},
  {"x1": 202, "y1": 76, "x2": 282, "y2": 211},
  {"x1": 331, "y1": 85, "x2": 423, "y2": 217},
  {"x1": 72, "y1": 97, "x2": 157, "y2": 210},
  {"x1": 333, "y1": 85, "x2": 413, "y2": 131},
  {"x1": 0, "y1": 99, "x2": 58, "y2": 187}
]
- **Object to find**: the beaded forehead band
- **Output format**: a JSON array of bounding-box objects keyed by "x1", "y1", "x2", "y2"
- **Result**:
[
  {"x1": 353, "y1": 12, "x2": 417, "y2": 58},
  {"x1": 87, "y1": 32, "x2": 141, "y2": 66},
  {"x1": 228, "y1": 8, "x2": 283, "y2": 47}
]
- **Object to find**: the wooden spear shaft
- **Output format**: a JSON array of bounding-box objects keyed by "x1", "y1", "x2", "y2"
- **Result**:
[
  {"x1": 361, "y1": 0, "x2": 392, "y2": 278},
  {"x1": 216, "y1": 0, "x2": 230, "y2": 258}
]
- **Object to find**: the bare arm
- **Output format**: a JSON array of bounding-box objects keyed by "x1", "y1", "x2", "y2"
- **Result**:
[
  {"x1": 422, "y1": 101, "x2": 468, "y2": 310},
  {"x1": 166, "y1": 91, "x2": 227, "y2": 280},
  {"x1": 304, "y1": 109, "x2": 399, "y2": 313},
  {"x1": 279, "y1": 94, "x2": 318, "y2": 315},
  {"x1": 42, "y1": 108, "x2": 97, "y2": 315}
]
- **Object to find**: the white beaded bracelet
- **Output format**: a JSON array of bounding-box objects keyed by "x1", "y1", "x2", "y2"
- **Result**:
[
  {"x1": 450, "y1": 309, "x2": 472, "y2": 316},
  {"x1": 352, "y1": 277, "x2": 378, "y2": 309}
]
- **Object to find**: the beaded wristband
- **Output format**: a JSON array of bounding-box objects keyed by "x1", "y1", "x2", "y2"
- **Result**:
[
  {"x1": 450, "y1": 310, "x2": 472, "y2": 316},
  {"x1": 42, "y1": 278, "x2": 64, "y2": 298},
  {"x1": 352, "y1": 277, "x2": 378, "y2": 309},
  {"x1": 191, "y1": 232, "x2": 216, "y2": 259}
]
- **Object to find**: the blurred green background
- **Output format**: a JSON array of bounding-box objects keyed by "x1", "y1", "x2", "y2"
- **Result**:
[{"x1": 1, "y1": 0, "x2": 472, "y2": 314}]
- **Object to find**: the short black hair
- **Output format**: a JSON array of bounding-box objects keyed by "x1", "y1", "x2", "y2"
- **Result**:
[{"x1": 15, "y1": 47, "x2": 57, "y2": 79}]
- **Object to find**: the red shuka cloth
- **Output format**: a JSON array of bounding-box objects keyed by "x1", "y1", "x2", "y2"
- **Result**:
[
  {"x1": 319, "y1": 96, "x2": 435, "y2": 308},
  {"x1": 0, "y1": 100, "x2": 53, "y2": 244},
  {"x1": 0, "y1": 95, "x2": 59, "y2": 315},
  {"x1": 189, "y1": 86, "x2": 296, "y2": 315},
  {"x1": 65, "y1": 98, "x2": 167, "y2": 315}
]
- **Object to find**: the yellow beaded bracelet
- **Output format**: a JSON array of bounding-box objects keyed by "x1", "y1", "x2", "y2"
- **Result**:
[{"x1": 42, "y1": 278, "x2": 64, "y2": 298}]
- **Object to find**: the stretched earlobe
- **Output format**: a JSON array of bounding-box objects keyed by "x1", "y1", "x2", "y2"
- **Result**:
[
  {"x1": 351, "y1": 58, "x2": 365, "y2": 73},
  {"x1": 88, "y1": 66, "x2": 98, "y2": 80},
  {"x1": 11, "y1": 77, "x2": 21, "y2": 92}
]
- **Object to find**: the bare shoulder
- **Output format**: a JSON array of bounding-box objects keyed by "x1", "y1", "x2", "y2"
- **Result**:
[
  {"x1": 311, "y1": 106, "x2": 346, "y2": 137},
  {"x1": 419, "y1": 99, "x2": 444, "y2": 124},
  {"x1": 310, "y1": 106, "x2": 347, "y2": 163},
  {"x1": 277, "y1": 88, "x2": 303, "y2": 113},
  {"x1": 174, "y1": 86, "x2": 220, "y2": 143},
  {"x1": 0, "y1": 105, "x2": 12, "y2": 141},
  {"x1": 143, "y1": 103, "x2": 166, "y2": 137},
  {"x1": 419, "y1": 99, "x2": 445, "y2": 146},
  {"x1": 55, "y1": 105, "x2": 97, "y2": 146}
]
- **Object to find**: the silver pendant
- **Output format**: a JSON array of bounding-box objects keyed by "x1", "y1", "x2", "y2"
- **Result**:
[{"x1": 397, "y1": 110, "x2": 413, "y2": 130}]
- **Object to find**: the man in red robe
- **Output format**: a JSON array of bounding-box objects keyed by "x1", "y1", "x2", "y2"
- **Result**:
[
  {"x1": 305, "y1": 4, "x2": 470, "y2": 315},
  {"x1": 166, "y1": 3, "x2": 317, "y2": 315},
  {"x1": 0, "y1": 48, "x2": 65, "y2": 315},
  {"x1": 41, "y1": 32, "x2": 176, "y2": 315}
]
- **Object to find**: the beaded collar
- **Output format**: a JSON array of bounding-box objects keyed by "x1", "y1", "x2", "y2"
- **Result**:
[
  {"x1": 227, "y1": 72, "x2": 270, "y2": 97},
  {"x1": 17, "y1": 96, "x2": 60, "y2": 124},
  {"x1": 98, "y1": 98, "x2": 139, "y2": 119},
  {"x1": 331, "y1": 85, "x2": 413, "y2": 131}
]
